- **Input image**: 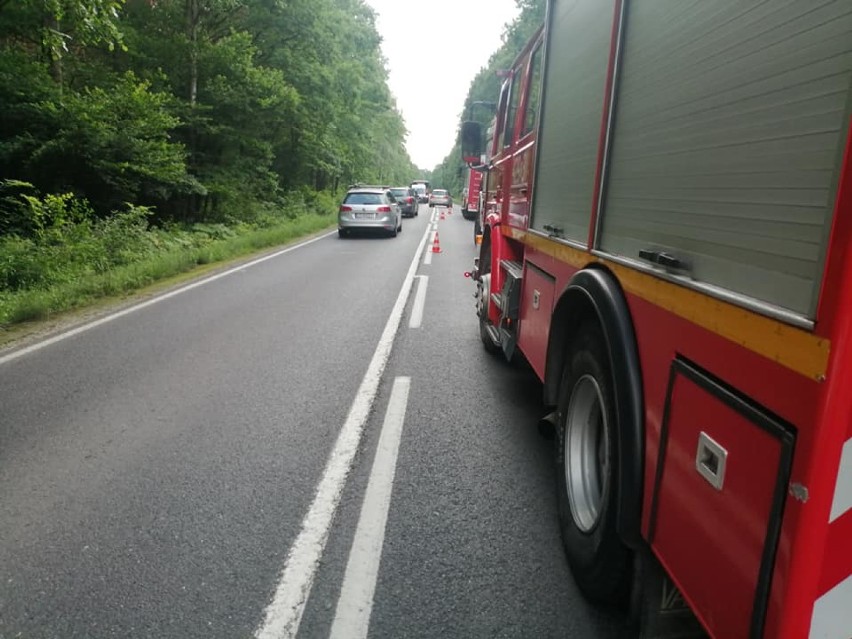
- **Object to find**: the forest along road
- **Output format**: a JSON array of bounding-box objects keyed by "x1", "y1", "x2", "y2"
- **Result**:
[{"x1": 0, "y1": 207, "x2": 631, "y2": 638}]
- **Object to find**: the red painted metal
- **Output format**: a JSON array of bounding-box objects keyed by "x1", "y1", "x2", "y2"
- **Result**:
[
  {"x1": 482, "y1": 28, "x2": 545, "y2": 326},
  {"x1": 517, "y1": 261, "x2": 556, "y2": 378},
  {"x1": 471, "y1": 4, "x2": 852, "y2": 636},
  {"x1": 465, "y1": 169, "x2": 483, "y2": 214},
  {"x1": 782, "y1": 116, "x2": 852, "y2": 639},
  {"x1": 652, "y1": 374, "x2": 783, "y2": 638}
]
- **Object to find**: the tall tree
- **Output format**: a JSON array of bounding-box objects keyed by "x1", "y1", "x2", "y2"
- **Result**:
[{"x1": 0, "y1": 0, "x2": 124, "y2": 86}]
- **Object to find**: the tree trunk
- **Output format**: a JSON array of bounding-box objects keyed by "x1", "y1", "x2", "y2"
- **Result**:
[
  {"x1": 187, "y1": 0, "x2": 199, "y2": 106},
  {"x1": 44, "y1": 13, "x2": 63, "y2": 88}
]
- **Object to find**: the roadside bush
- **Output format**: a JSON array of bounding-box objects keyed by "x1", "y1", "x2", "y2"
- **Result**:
[
  {"x1": 93, "y1": 205, "x2": 156, "y2": 270},
  {"x1": 277, "y1": 187, "x2": 339, "y2": 220},
  {"x1": 309, "y1": 189, "x2": 340, "y2": 216},
  {"x1": 0, "y1": 192, "x2": 99, "y2": 290},
  {"x1": 0, "y1": 188, "x2": 338, "y2": 326},
  {"x1": 0, "y1": 236, "x2": 46, "y2": 290}
]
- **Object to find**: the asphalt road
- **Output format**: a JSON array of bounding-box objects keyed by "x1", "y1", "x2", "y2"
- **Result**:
[{"x1": 0, "y1": 204, "x2": 632, "y2": 638}]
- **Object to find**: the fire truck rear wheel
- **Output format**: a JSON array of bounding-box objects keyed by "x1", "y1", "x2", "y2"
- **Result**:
[
  {"x1": 477, "y1": 243, "x2": 501, "y2": 355},
  {"x1": 478, "y1": 275, "x2": 501, "y2": 355},
  {"x1": 556, "y1": 322, "x2": 631, "y2": 605}
]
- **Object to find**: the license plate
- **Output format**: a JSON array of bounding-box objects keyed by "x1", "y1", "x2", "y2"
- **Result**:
[{"x1": 355, "y1": 212, "x2": 375, "y2": 220}]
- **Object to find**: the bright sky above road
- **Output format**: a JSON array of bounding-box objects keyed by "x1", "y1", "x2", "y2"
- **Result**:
[{"x1": 365, "y1": 0, "x2": 520, "y2": 171}]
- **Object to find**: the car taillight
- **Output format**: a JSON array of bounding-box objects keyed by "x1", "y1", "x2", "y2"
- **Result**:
[
  {"x1": 377, "y1": 206, "x2": 391, "y2": 212},
  {"x1": 339, "y1": 205, "x2": 352, "y2": 212}
]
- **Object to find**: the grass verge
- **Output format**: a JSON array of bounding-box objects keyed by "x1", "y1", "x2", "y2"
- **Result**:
[{"x1": 0, "y1": 213, "x2": 335, "y2": 329}]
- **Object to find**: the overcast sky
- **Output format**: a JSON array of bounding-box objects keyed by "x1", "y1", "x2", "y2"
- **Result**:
[{"x1": 365, "y1": 0, "x2": 520, "y2": 170}]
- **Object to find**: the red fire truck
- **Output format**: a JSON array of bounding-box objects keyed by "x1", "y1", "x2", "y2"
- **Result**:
[
  {"x1": 462, "y1": 2, "x2": 852, "y2": 638},
  {"x1": 462, "y1": 167, "x2": 483, "y2": 221}
]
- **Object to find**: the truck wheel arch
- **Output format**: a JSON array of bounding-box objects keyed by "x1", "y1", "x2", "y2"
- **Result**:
[{"x1": 545, "y1": 266, "x2": 644, "y2": 549}]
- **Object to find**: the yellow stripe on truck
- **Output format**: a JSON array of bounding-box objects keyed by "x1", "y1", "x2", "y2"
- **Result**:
[{"x1": 503, "y1": 226, "x2": 831, "y2": 381}]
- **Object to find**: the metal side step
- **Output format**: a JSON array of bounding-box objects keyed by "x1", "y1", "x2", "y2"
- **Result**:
[
  {"x1": 484, "y1": 323, "x2": 501, "y2": 347},
  {"x1": 498, "y1": 260, "x2": 523, "y2": 322},
  {"x1": 499, "y1": 326, "x2": 517, "y2": 361},
  {"x1": 500, "y1": 259, "x2": 524, "y2": 280}
]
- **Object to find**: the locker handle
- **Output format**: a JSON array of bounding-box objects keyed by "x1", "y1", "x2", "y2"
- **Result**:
[
  {"x1": 638, "y1": 248, "x2": 689, "y2": 272},
  {"x1": 696, "y1": 432, "x2": 727, "y2": 491}
]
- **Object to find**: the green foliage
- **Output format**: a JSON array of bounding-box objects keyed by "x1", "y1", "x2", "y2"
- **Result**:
[
  {"x1": 93, "y1": 204, "x2": 156, "y2": 268},
  {"x1": 0, "y1": 0, "x2": 126, "y2": 66},
  {"x1": 0, "y1": 210, "x2": 335, "y2": 326},
  {"x1": 431, "y1": 0, "x2": 546, "y2": 195},
  {"x1": 34, "y1": 72, "x2": 196, "y2": 210},
  {"x1": 0, "y1": 0, "x2": 413, "y2": 227},
  {"x1": 0, "y1": 190, "x2": 154, "y2": 291},
  {"x1": 0, "y1": 0, "x2": 533, "y2": 323}
]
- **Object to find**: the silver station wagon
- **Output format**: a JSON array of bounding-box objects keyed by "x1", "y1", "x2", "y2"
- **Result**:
[{"x1": 338, "y1": 187, "x2": 402, "y2": 238}]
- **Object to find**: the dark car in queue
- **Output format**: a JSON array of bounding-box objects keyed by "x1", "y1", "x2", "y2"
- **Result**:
[
  {"x1": 338, "y1": 187, "x2": 402, "y2": 238},
  {"x1": 389, "y1": 187, "x2": 419, "y2": 217}
]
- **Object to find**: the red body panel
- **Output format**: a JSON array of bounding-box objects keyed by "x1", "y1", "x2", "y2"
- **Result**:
[
  {"x1": 514, "y1": 245, "x2": 825, "y2": 635},
  {"x1": 652, "y1": 371, "x2": 784, "y2": 638},
  {"x1": 476, "y1": 5, "x2": 852, "y2": 635},
  {"x1": 795, "y1": 118, "x2": 852, "y2": 639},
  {"x1": 465, "y1": 170, "x2": 482, "y2": 213},
  {"x1": 517, "y1": 260, "x2": 556, "y2": 379}
]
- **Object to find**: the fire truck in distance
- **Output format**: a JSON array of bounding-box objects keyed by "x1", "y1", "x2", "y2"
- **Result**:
[
  {"x1": 462, "y1": 166, "x2": 483, "y2": 222},
  {"x1": 463, "y1": 2, "x2": 852, "y2": 637}
]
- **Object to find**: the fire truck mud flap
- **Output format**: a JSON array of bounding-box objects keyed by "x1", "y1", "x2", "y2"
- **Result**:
[{"x1": 631, "y1": 549, "x2": 708, "y2": 639}]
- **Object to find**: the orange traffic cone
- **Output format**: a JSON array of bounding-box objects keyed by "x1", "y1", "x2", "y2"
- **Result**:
[
  {"x1": 431, "y1": 233, "x2": 441, "y2": 253},
  {"x1": 440, "y1": 211, "x2": 446, "y2": 220}
]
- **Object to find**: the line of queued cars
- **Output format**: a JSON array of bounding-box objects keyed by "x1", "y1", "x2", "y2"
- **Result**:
[
  {"x1": 337, "y1": 184, "x2": 420, "y2": 239},
  {"x1": 337, "y1": 186, "x2": 401, "y2": 238},
  {"x1": 337, "y1": 181, "x2": 455, "y2": 238}
]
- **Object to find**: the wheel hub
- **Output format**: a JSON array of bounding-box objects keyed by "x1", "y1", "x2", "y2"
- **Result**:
[{"x1": 564, "y1": 374, "x2": 610, "y2": 533}]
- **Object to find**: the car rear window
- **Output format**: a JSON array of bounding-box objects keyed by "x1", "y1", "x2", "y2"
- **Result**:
[
  {"x1": 433, "y1": 190, "x2": 447, "y2": 196},
  {"x1": 389, "y1": 189, "x2": 408, "y2": 197},
  {"x1": 344, "y1": 193, "x2": 384, "y2": 205}
]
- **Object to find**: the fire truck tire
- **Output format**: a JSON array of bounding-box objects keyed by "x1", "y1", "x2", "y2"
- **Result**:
[
  {"x1": 478, "y1": 281, "x2": 501, "y2": 355},
  {"x1": 556, "y1": 322, "x2": 631, "y2": 605},
  {"x1": 477, "y1": 243, "x2": 501, "y2": 354}
]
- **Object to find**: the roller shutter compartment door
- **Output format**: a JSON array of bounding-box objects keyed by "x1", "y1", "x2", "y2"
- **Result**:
[{"x1": 598, "y1": 1, "x2": 852, "y2": 318}]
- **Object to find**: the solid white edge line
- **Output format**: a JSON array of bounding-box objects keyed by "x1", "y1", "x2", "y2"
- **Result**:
[
  {"x1": 810, "y1": 573, "x2": 852, "y2": 639},
  {"x1": 409, "y1": 276, "x2": 428, "y2": 328},
  {"x1": 0, "y1": 230, "x2": 338, "y2": 367},
  {"x1": 829, "y1": 437, "x2": 852, "y2": 523},
  {"x1": 254, "y1": 224, "x2": 432, "y2": 639},
  {"x1": 328, "y1": 376, "x2": 411, "y2": 639}
]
